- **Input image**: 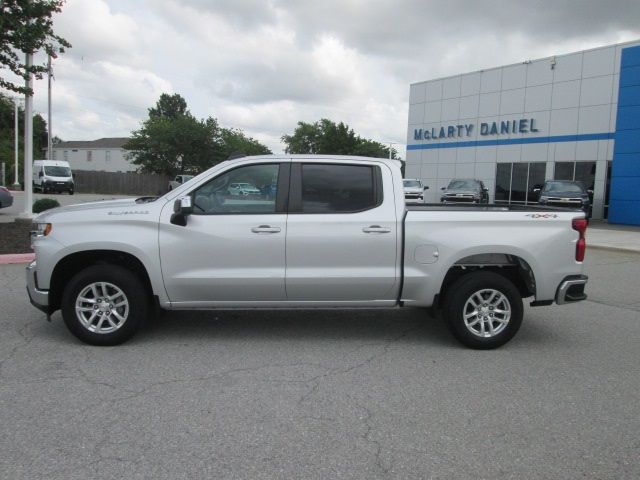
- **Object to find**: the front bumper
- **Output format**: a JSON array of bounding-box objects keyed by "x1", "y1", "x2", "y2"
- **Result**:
[
  {"x1": 42, "y1": 182, "x2": 73, "y2": 192},
  {"x1": 26, "y1": 261, "x2": 52, "y2": 315},
  {"x1": 555, "y1": 275, "x2": 588, "y2": 305}
]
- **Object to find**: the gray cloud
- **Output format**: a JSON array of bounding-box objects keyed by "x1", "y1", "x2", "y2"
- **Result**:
[{"x1": 5, "y1": 0, "x2": 637, "y2": 154}]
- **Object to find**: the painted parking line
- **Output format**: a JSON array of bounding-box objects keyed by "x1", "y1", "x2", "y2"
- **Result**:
[{"x1": 0, "y1": 253, "x2": 35, "y2": 265}]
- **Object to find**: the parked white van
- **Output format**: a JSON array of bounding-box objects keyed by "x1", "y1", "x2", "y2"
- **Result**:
[{"x1": 33, "y1": 160, "x2": 74, "y2": 195}]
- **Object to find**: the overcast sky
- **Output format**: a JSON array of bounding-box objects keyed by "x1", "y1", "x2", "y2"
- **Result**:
[{"x1": 6, "y1": 0, "x2": 640, "y2": 155}]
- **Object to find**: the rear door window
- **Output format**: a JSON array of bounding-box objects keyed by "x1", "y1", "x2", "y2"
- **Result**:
[{"x1": 296, "y1": 163, "x2": 381, "y2": 213}]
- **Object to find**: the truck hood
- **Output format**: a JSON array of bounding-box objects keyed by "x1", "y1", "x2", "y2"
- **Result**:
[
  {"x1": 35, "y1": 198, "x2": 157, "y2": 222},
  {"x1": 404, "y1": 187, "x2": 424, "y2": 193}
]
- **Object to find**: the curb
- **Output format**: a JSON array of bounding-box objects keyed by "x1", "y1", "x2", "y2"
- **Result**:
[
  {"x1": 587, "y1": 245, "x2": 640, "y2": 255},
  {"x1": 0, "y1": 253, "x2": 35, "y2": 265}
]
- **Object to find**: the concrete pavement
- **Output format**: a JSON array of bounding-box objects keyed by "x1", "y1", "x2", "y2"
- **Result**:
[{"x1": 1, "y1": 249, "x2": 639, "y2": 479}]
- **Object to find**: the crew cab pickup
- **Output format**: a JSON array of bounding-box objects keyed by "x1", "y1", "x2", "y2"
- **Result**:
[{"x1": 27, "y1": 155, "x2": 589, "y2": 349}]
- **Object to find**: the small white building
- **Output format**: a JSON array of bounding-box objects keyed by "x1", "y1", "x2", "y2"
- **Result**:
[{"x1": 52, "y1": 137, "x2": 135, "y2": 172}]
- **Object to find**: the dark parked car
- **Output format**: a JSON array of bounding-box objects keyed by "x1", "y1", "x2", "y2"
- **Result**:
[
  {"x1": 440, "y1": 179, "x2": 489, "y2": 204},
  {"x1": 0, "y1": 186, "x2": 14, "y2": 209},
  {"x1": 536, "y1": 180, "x2": 592, "y2": 217}
]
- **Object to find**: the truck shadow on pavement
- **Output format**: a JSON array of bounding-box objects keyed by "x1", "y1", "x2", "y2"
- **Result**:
[
  {"x1": 127, "y1": 307, "x2": 562, "y2": 349},
  {"x1": 33, "y1": 307, "x2": 564, "y2": 349}
]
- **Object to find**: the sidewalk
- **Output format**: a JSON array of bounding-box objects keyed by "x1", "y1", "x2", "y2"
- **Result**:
[{"x1": 586, "y1": 221, "x2": 640, "y2": 254}]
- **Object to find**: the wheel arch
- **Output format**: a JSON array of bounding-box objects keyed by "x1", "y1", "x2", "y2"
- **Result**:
[
  {"x1": 435, "y1": 252, "x2": 537, "y2": 308},
  {"x1": 49, "y1": 250, "x2": 155, "y2": 312}
]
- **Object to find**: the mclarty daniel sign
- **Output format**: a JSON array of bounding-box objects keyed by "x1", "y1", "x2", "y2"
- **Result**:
[{"x1": 414, "y1": 118, "x2": 539, "y2": 141}]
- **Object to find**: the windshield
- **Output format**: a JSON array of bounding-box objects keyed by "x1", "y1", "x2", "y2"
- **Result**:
[
  {"x1": 403, "y1": 180, "x2": 422, "y2": 188},
  {"x1": 543, "y1": 181, "x2": 585, "y2": 193},
  {"x1": 447, "y1": 180, "x2": 478, "y2": 190},
  {"x1": 44, "y1": 166, "x2": 71, "y2": 177}
]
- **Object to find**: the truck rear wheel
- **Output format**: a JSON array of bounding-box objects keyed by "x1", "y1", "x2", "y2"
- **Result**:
[
  {"x1": 61, "y1": 265, "x2": 148, "y2": 346},
  {"x1": 443, "y1": 271, "x2": 523, "y2": 349}
]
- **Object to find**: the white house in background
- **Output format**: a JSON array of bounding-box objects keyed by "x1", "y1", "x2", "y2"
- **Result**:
[{"x1": 51, "y1": 137, "x2": 136, "y2": 172}]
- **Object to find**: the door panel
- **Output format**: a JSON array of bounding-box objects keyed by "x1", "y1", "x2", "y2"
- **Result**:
[
  {"x1": 159, "y1": 214, "x2": 287, "y2": 303},
  {"x1": 159, "y1": 162, "x2": 288, "y2": 305},
  {"x1": 285, "y1": 162, "x2": 399, "y2": 302}
]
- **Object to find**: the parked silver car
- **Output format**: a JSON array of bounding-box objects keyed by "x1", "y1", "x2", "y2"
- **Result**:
[{"x1": 228, "y1": 182, "x2": 261, "y2": 196}]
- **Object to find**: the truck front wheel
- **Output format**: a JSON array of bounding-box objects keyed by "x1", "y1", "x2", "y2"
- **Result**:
[
  {"x1": 61, "y1": 265, "x2": 148, "y2": 346},
  {"x1": 443, "y1": 271, "x2": 523, "y2": 349}
]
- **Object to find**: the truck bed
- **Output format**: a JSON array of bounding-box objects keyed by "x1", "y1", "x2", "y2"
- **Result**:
[{"x1": 406, "y1": 203, "x2": 584, "y2": 213}]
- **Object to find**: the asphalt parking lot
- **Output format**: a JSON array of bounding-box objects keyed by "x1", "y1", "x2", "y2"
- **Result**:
[{"x1": 1, "y1": 249, "x2": 639, "y2": 479}]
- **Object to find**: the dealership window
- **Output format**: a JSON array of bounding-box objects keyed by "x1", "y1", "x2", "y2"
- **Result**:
[
  {"x1": 495, "y1": 162, "x2": 546, "y2": 204},
  {"x1": 105, "y1": 150, "x2": 111, "y2": 162},
  {"x1": 63, "y1": 150, "x2": 69, "y2": 161},
  {"x1": 554, "y1": 162, "x2": 596, "y2": 190},
  {"x1": 87, "y1": 150, "x2": 93, "y2": 162},
  {"x1": 554, "y1": 161, "x2": 596, "y2": 205}
]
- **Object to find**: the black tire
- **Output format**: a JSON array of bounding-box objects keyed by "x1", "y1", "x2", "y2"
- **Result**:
[
  {"x1": 61, "y1": 265, "x2": 149, "y2": 346},
  {"x1": 69, "y1": 189, "x2": 74, "y2": 195},
  {"x1": 443, "y1": 271, "x2": 523, "y2": 349}
]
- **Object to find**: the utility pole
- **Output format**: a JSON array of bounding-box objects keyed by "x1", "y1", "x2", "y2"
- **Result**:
[
  {"x1": 47, "y1": 54, "x2": 52, "y2": 160},
  {"x1": 13, "y1": 98, "x2": 20, "y2": 189},
  {"x1": 21, "y1": 52, "x2": 34, "y2": 218}
]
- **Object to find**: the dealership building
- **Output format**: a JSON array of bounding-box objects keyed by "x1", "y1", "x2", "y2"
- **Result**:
[{"x1": 405, "y1": 40, "x2": 640, "y2": 225}]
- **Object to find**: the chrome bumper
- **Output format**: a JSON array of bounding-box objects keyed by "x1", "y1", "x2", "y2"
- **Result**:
[
  {"x1": 555, "y1": 275, "x2": 588, "y2": 305},
  {"x1": 26, "y1": 261, "x2": 51, "y2": 315}
]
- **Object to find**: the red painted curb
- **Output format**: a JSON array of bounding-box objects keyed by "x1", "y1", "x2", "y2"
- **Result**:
[{"x1": 0, "y1": 253, "x2": 35, "y2": 265}]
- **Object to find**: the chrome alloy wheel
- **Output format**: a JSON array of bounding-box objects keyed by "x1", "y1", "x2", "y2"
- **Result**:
[
  {"x1": 75, "y1": 282, "x2": 130, "y2": 334},
  {"x1": 463, "y1": 288, "x2": 511, "y2": 338}
]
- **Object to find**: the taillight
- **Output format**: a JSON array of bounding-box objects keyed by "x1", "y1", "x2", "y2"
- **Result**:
[{"x1": 572, "y1": 218, "x2": 588, "y2": 262}]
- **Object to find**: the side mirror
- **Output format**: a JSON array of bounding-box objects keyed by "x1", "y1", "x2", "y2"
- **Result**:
[
  {"x1": 441, "y1": 187, "x2": 446, "y2": 190},
  {"x1": 483, "y1": 188, "x2": 489, "y2": 192},
  {"x1": 587, "y1": 189, "x2": 594, "y2": 195},
  {"x1": 38, "y1": 171, "x2": 43, "y2": 177},
  {"x1": 423, "y1": 186, "x2": 429, "y2": 190},
  {"x1": 170, "y1": 196, "x2": 193, "y2": 226}
]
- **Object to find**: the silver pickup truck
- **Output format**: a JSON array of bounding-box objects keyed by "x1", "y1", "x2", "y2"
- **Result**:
[{"x1": 27, "y1": 155, "x2": 588, "y2": 349}]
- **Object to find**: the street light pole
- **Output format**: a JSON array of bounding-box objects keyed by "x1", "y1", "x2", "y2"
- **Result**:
[
  {"x1": 13, "y1": 99, "x2": 20, "y2": 189},
  {"x1": 22, "y1": 52, "x2": 34, "y2": 218},
  {"x1": 47, "y1": 54, "x2": 52, "y2": 160}
]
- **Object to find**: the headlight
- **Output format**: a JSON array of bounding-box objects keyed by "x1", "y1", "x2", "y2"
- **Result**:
[{"x1": 31, "y1": 223, "x2": 52, "y2": 238}]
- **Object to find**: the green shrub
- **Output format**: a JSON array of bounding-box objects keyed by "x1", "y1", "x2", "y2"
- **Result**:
[{"x1": 33, "y1": 198, "x2": 61, "y2": 214}]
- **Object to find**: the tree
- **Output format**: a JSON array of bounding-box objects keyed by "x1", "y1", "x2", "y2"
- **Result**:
[
  {"x1": 220, "y1": 127, "x2": 271, "y2": 159},
  {"x1": 0, "y1": 0, "x2": 71, "y2": 95},
  {"x1": 282, "y1": 118, "x2": 400, "y2": 159},
  {"x1": 124, "y1": 93, "x2": 271, "y2": 176},
  {"x1": 0, "y1": 92, "x2": 48, "y2": 184},
  {"x1": 148, "y1": 93, "x2": 188, "y2": 120}
]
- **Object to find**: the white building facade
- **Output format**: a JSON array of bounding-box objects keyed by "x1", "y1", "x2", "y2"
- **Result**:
[
  {"x1": 406, "y1": 40, "x2": 640, "y2": 225},
  {"x1": 52, "y1": 138, "x2": 135, "y2": 172}
]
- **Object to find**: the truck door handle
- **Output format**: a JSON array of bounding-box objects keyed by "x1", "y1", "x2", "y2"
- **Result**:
[
  {"x1": 362, "y1": 225, "x2": 391, "y2": 234},
  {"x1": 251, "y1": 225, "x2": 281, "y2": 234}
]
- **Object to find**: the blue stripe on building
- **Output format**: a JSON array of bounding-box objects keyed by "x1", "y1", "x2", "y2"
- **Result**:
[
  {"x1": 610, "y1": 44, "x2": 640, "y2": 226},
  {"x1": 406, "y1": 132, "x2": 614, "y2": 151}
]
